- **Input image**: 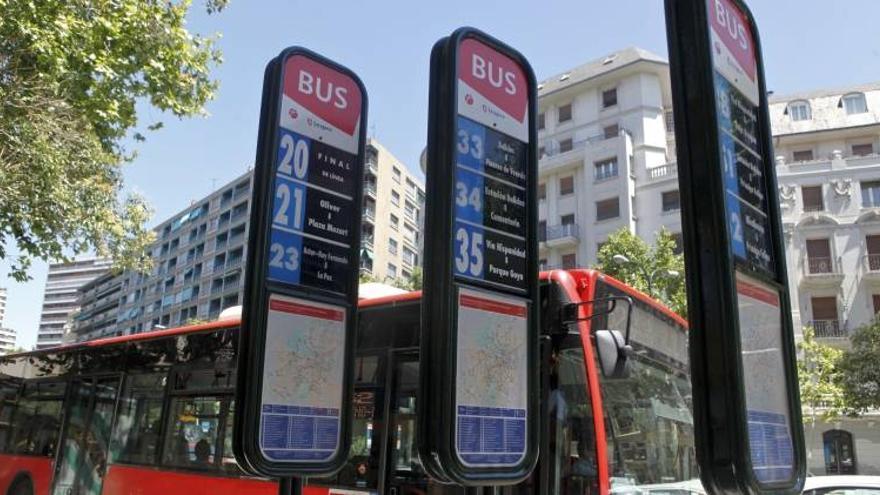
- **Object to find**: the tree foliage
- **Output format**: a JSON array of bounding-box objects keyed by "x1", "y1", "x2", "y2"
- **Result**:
[
  {"x1": 0, "y1": 0, "x2": 225, "y2": 280},
  {"x1": 838, "y1": 319, "x2": 880, "y2": 414},
  {"x1": 595, "y1": 228, "x2": 686, "y2": 316},
  {"x1": 797, "y1": 326, "x2": 846, "y2": 422}
]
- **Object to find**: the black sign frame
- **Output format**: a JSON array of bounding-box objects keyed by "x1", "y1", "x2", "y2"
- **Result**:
[
  {"x1": 665, "y1": 1, "x2": 805, "y2": 494},
  {"x1": 235, "y1": 46, "x2": 367, "y2": 478},
  {"x1": 419, "y1": 27, "x2": 540, "y2": 486}
]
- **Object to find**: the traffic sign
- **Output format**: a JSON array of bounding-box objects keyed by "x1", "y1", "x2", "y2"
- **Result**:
[
  {"x1": 665, "y1": 0, "x2": 805, "y2": 493},
  {"x1": 235, "y1": 47, "x2": 367, "y2": 478},
  {"x1": 419, "y1": 27, "x2": 539, "y2": 486}
]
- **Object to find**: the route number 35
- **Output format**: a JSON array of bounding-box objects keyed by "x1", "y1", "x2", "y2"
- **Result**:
[{"x1": 455, "y1": 227, "x2": 484, "y2": 277}]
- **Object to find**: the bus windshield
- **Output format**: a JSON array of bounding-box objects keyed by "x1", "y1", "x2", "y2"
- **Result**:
[{"x1": 591, "y1": 280, "x2": 699, "y2": 492}]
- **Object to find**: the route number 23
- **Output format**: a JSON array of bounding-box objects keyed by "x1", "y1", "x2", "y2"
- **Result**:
[
  {"x1": 269, "y1": 243, "x2": 300, "y2": 272},
  {"x1": 455, "y1": 227, "x2": 484, "y2": 277}
]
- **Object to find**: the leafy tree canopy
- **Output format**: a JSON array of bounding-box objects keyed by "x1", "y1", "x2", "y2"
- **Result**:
[
  {"x1": 797, "y1": 326, "x2": 846, "y2": 422},
  {"x1": 595, "y1": 227, "x2": 686, "y2": 316},
  {"x1": 0, "y1": 0, "x2": 226, "y2": 280},
  {"x1": 838, "y1": 319, "x2": 880, "y2": 414}
]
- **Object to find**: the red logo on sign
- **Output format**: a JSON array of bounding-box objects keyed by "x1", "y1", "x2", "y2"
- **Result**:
[
  {"x1": 458, "y1": 38, "x2": 527, "y2": 122},
  {"x1": 709, "y1": 0, "x2": 756, "y2": 80},
  {"x1": 283, "y1": 55, "x2": 362, "y2": 136}
]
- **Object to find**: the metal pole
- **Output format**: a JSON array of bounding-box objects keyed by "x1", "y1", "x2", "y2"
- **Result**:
[{"x1": 279, "y1": 478, "x2": 304, "y2": 495}]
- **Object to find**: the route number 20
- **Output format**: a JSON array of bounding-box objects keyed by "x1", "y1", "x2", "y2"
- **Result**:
[{"x1": 455, "y1": 227, "x2": 484, "y2": 277}]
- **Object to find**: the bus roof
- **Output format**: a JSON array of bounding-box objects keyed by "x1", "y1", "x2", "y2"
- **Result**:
[{"x1": 6, "y1": 269, "x2": 685, "y2": 358}]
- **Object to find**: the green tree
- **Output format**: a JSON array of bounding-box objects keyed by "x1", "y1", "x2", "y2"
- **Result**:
[
  {"x1": 595, "y1": 228, "x2": 686, "y2": 316},
  {"x1": 0, "y1": 0, "x2": 226, "y2": 280},
  {"x1": 797, "y1": 326, "x2": 846, "y2": 422},
  {"x1": 838, "y1": 319, "x2": 880, "y2": 414}
]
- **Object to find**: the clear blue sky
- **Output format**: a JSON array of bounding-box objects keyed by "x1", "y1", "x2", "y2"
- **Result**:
[{"x1": 2, "y1": 0, "x2": 878, "y2": 349}]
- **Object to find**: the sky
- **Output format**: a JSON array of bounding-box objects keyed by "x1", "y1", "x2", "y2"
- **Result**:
[{"x1": 2, "y1": 0, "x2": 878, "y2": 349}]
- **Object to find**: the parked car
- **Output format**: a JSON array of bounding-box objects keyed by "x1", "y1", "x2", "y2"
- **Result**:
[{"x1": 803, "y1": 476, "x2": 880, "y2": 495}]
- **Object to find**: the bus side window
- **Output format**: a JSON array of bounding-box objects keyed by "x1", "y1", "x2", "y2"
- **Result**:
[
  {"x1": 10, "y1": 380, "x2": 66, "y2": 457},
  {"x1": 162, "y1": 395, "x2": 229, "y2": 471},
  {"x1": 0, "y1": 374, "x2": 20, "y2": 453},
  {"x1": 111, "y1": 372, "x2": 167, "y2": 465}
]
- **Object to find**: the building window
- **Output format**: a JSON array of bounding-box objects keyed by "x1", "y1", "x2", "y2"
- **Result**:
[
  {"x1": 561, "y1": 253, "x2": 577, "y2": 269},
  {"x1": 561, "y1": 214, "x2": 575, "y2": 225},
  {"x1": 538, "y1": 182, "x2": 546, "y2": 201},
  {"x1": 810, "y1": 296, "x2": 840, "y2": 338},
  {"x1": 802, "y1": 185, "x2": 824, "y2": 212},
  {"x1": 538, "y1": 220, "x2": 547, "y2": 242},
  {"x1": 392, "y1": 166, "x2": 402, "y2": 183},
  {"x1": 787, "y1": 100, "x2": 811, "y2": 121},
  {"x1": 559, "y1": 176, "x2": 574, "y2": 196},
  {"x1": 823, "y1": 430, "x2": 857, "y2": 474},
  {"x1": 671, "y1": 232, "x2": 684, "y2": 254},
  {"x1": 391, "y1": 190, "x2": 400, "y2": 207},
  {"x1": 873, "y1": 294, "x2": 880, "y2": 315},
  {"x1": 664, "y1": 110, "x2": 674, "y2": 131},
  {"x1": 390, "y1": 214, "x2": 399, "y2": 231},
  {"x1": 559, "y1": 138, "x2": 573, "y2": 153},
  {"x1": 602, "y1": 88, "x2": 617, "y2": 108},
  {"x1": 662, "y1": 190, "x2": 681, "y2": 212},
  {"x1": 806, "y1": 238, "x2": 833, "y2": 274},
  {"x1": 852, "y1": 143, "x2": 875, "y2": 157},
  {"x1": 867, "y1": 235, "x2": 880, "y2": 272},
  {"x1": 862, "y1": 181, "x2": 880, "y2": 207},
  {"x1": 387, "y1": 263, "x2": 397, "y2": 279},
  {"x1": 538, "y1": 145, "x2": 546, "y2": 158},
  {"x1": 558, "y1": 104, "x2": 572, "y2": 123},
  {"x1": 842, "y1": 93, "x2": 868, "y2": 115},
  {"x1": 388, "y1": 238, "x2": 398, "y2": 255},
  {"x1": 596, "y1": 197, "x2": 620, "y2": 221},
  {"x1": 594, "y1": 158, "x2": 618, "y2": 181},
  {"x1": 792, "y1": 149, "x2": 814, "y2": 162},
  {"x1": 539, "y1": 259, "x2": 548, "y2": 270},
  {"x1": 603, "y1": 124, "x2": 619, "y2": 140},
  {"x1": 537, "y1": 112, "x2": 545, "y2": 130}
]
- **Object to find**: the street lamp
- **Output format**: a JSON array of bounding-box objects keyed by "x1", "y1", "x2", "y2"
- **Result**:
[{"x1": 612, "y1": 254, "x2": 679, "y2": 299}]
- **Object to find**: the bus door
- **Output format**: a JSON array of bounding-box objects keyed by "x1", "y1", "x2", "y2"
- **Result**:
[{"x1": 52, "y1": 376, "x2": 121, "y2": 495}]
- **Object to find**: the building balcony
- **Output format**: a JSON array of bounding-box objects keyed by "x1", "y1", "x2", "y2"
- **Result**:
[
  {"x1": 800, "y1": 256, "x2": 844, "y2": 287},
  {"x1": 864, "y1": 254, "x2": 880, "y2": 283},
  {"x1": 364, "y1": 209, "x2": 375, "y2": 224},
  {"x1": 544, "y1": 224, "x2": 580, "y2": 248},
  {"x1": 810, "y1": 320, "x2": 846, "y2": 339},
  {"x1": 366, "y1": 160, "x2": 378, "y2": 176},
  {"x1": 364, "y1": 183, "x2": 377, "y2": 198},
  {"x1": 647, "y1": 162, "x2": 677, "y2": 181},
  {"x1": 362, "y1": 236, "x2": 374, "y2": 250}
]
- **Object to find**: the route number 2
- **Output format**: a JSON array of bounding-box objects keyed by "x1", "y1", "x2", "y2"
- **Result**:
[{"x1": 455, "y1": 227, "x2": 484, "y2": 277}]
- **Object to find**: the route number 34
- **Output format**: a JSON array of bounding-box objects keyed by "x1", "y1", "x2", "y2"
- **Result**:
[{"x1": 455, "y1": 227, "x2": 484, "y2": 277}]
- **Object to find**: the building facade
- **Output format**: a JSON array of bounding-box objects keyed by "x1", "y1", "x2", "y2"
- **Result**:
[
  {"x1": 360, "y1": 139, "x2": 426, "y2": 282},
  {"x1": 0, "y1": 288, "x2": 15, "y2": 355},
  {"x1": 769, "y1": 83, "x2": 880, "y2": 476},
  {"x1": 37, "y1": 257, "x2": 112, "y2": 349},
  {"x1": 71, "y1": 139, "x2": 424, "y2": 342},
  {"x1": 536, "y1": 48, "x2": 681, "y2": 271}
]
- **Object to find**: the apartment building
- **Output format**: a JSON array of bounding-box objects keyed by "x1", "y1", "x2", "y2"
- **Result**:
[
  {"x1": 0, "y1": 288, "x2": 15, "y2": 355},
  {"x1": 360, "y1": 139, "x2": 426, "y2": 282},
  {"x1": 36, "y1": 257, "x2": 112, "y2": 349},
  {"x1": 769, "y1": 83, "x2": 880, "y2": 475},
  {"x1": 70, "y1": 139, "x2": 424, "y2": 342},
  {"x1": 536, "y1": 47, "x2": 681, "y2": 271}
]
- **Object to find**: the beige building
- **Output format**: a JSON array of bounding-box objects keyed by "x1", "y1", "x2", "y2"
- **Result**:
[
  {"x1": 361, "y1": 139, "x2": 425, "y2": 283},
  {"x1": 0, "y1": 288, "x2": 15, "y2": 355}
]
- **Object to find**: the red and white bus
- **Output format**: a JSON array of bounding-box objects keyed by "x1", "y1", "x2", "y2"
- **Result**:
[{"x1": 0, "y1": 269, "x2": 696, "y2": 495}]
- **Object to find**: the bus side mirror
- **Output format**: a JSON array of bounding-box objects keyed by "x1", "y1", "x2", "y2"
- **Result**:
[{"x1": 595, "y1": 330, "x2": 631, "y2": 379}]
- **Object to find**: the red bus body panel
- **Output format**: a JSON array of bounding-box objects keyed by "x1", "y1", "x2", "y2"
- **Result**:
[{"x1": 0, "y1": 454, "x2": 53, "y2": 495}]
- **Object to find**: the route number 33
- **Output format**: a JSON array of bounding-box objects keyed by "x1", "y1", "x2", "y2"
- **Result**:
[{"x1": 455, "y1": 227, "x2": 484, "y2": 277}]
